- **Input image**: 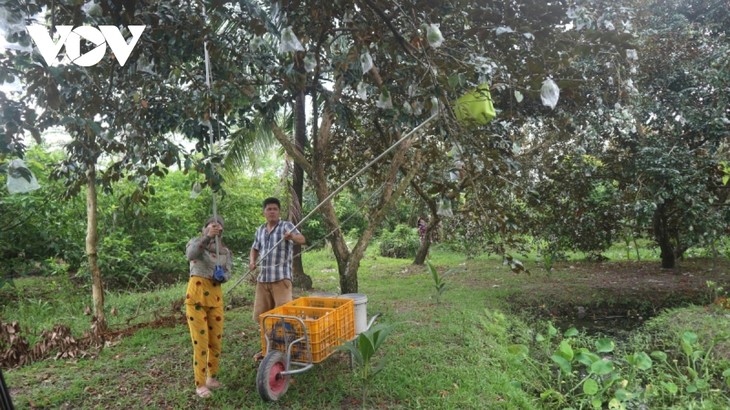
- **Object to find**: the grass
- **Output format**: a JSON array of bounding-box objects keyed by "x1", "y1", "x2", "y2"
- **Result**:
[{"x1": 3, "y1": 244, "x2": 730, "y2": 409}]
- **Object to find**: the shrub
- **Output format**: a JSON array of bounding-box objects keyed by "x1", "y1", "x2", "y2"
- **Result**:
[{"x1": 379, "y1": 224, "x2": 419, "y2": 259}]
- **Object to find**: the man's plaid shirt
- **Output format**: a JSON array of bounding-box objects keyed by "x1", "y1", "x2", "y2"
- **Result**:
[{"x1": 251, "y1": 220, "x2": 300, "y2": 282}]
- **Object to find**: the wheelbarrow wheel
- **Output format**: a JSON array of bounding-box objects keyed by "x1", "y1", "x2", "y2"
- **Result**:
[{"x1": 256, "y1": 350, "x2": 289, "y2": 401}]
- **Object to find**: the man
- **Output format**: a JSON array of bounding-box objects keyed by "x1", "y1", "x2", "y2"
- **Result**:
[{"x1": 249, "y1": 197, "x2": 306, "y2": 323}]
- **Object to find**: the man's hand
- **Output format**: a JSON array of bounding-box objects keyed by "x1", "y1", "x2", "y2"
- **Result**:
[{"x1": 284, "y1": 231, "x2": 305, "y2": 245}]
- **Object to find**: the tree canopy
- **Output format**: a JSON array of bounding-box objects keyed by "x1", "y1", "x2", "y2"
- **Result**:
[{"x1": 1, "y1": 0, "x2": 728, "y2": 294}]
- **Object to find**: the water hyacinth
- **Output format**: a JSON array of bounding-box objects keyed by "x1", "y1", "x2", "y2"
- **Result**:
[
  {"x1": 279, "y1": 26, "x2": 304, "y2": 53},
  {"x1": 540, "y1": 78, "x2": 560, "y2": 109}
]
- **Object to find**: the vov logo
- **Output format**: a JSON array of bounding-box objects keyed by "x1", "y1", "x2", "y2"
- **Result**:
[{"x1": 26, "y1": 25, "x2": 145, "y2": 67}]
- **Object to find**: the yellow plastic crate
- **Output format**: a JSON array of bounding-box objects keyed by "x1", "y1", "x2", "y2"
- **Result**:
[
  {"x1": 259, "y1": 305, "x2": 338, "y2": 363},
  {"x1": 284, "y1": 297, "x2": 355, "y2": 342}
]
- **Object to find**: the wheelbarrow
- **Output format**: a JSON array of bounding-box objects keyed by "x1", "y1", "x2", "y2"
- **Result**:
[{"x1": 256, "y1": 297, "x2": 378, "y2": 401}]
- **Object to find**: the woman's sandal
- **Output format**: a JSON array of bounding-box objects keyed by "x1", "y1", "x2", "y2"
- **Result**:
[
  {"x1": 206, "y1": 378, "x2": 223, "y2": 390},
  {"x1": 196, "y1": 386, "x2": 212, "y2": 398}
]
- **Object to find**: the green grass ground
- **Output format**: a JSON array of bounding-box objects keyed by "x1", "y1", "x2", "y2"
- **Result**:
[{"x1": 3, "y1": 245, "x2": 730, "y2": 409}]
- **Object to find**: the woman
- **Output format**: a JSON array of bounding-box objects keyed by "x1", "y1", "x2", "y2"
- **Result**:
[
  {"x1": 417, "y1": 216, "x2": 427, "y2": 244},
  {"x1": 184, "y1": 216, "x2": 232, "y2": 398}
]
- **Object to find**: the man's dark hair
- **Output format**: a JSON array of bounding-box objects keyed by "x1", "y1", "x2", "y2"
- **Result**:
[{"x1": 263, "y1": 197, "x2": 281, "y2": 210}]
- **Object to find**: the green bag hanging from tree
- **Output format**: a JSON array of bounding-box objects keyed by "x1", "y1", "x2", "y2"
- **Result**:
[{"x1": 454, "y1": 83, "x2": 496, "y2": 126}]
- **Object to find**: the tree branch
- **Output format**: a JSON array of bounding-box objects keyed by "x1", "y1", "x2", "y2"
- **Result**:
[
  {"x1": 358, "y1": 0, "x2": 418, "y2": 57},
  {"x1": 271, "y1": 123, "x2": 313, "y2": 175}
]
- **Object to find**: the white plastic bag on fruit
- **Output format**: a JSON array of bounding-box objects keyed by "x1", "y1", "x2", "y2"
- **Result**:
[
  {"x1": 437, "y1": 198, "x2": 453, "y2": 217},
  {"x1": 279, "y1": 27, "x2": 304, "y2": 53},
  {"x1": 540, "y1": 78, "x2": 560, "y2": 109},
  {"x1": 426, "y1": 24, "x2": 444, "y2": 48},
  {"x1": 6, "y1": 159, "x2": 40, "y2": 194},
  {"x1": 357, "y1": 82, "x2": 368, "y2": 100},
  {"x1": 376, "y1": 90, "x2": 393, "y2": 109},
  {"x1": 430, "y1": 96, "x2": 440, "y2": 116},
  {"x1": 304, "y1": 54, "x2": 316, "y2": 72},
  {"x1": 190, "y1": 182, "x2": 202, "y2": 199},
  {"x1": 360, "y1": 51, "x2": 374, "y2": 74}
]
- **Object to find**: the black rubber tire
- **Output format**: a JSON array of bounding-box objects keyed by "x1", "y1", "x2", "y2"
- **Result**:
[{"x1": 256, "y1": 350, "x2": 289, "y2": 401}]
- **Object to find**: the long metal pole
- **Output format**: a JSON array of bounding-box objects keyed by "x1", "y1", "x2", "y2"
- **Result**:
[{"x1": 226, "y1": 112, "x2": 439, "y2": 294}]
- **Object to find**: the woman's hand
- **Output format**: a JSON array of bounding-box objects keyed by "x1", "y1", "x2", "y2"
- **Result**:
[{"x1": 205, "y1": 223, "x2": 223, "y2": 238}]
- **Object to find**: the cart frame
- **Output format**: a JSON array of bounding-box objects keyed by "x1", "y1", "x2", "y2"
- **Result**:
[{"x1": 256, "y1": 310, "x2": 380, "y2": 401}]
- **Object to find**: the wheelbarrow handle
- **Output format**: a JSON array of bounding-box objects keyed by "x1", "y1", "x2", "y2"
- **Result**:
[{"x1": 365, "y1": 313, "x2": 382, "y2": 332}]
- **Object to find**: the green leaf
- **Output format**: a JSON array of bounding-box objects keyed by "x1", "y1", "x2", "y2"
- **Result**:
[
  {"x1": 535, "y1": 333, "x2": 545, "y2": 342},
  {"x1": 540, "y1": 388, "x2": 559, "y2": 400},
  {"x1": 682, "y1": 331, "x2": 698, "y2": 345},
  {"x1": 608, "y1": 398, "x2": 621, "y2": 409},
  {"x1": 557, "y1": 340, "x2": 574, "y2": 361},
  {"x1": 576, "y1": 351, "x2": 601, "y2": 367},
  {"x1": 447, "y1": 73, "x2": 465, "y2": 89},
  {"x1": 591, "y1": 398, "x2": 603, "y2": 409},
  {"x1": 590, "y1": 359, "x2": 614, "y2": 375},
  {"x1": 550, "y1": 354, "x2": 572, "y2": 374},
  {"x1": 681, "y1": 331, "x2": 698, "y2": 356},
  {"x1": 507, "y1": 344, "x2": 529, "y2": 357},
  {"x1": 687, "y1": 367, "x2": 698, "y2": 379},
  {"x1": 564, "y1": 327, "x2": 579, "y2": 337},
  {"x1": 661, "y1": 381, "x2": 678, "y2": 395},
  {"x1": 595, "y1": 338, "x2": 615, "y2": 353},
  {"x1": 548, "y1": 323, "x2": 558, "y2": 337},
  {"x1": 631, "y1": 352, "x2": 652, "y2": 370},
  {"x1": 358, "y1": 332, "x2": 375, "y2": 360},
  {"x1": 583, "y1": 378, "x2": 599, "y2": 395},
  {"x1": 336, "y1": 341, "x2": 364, "y2": 367},
  {"x1": 650, "y1": 351, "x2": 668, "y2": 362},
  {"x1": 614, "y1": 388, "x2": 632, "y2": 401},
  {"x1": 370, "y1": 323, "x2": 393, "y2": 351}
]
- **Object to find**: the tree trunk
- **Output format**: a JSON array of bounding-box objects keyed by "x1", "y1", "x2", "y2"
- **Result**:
[
  {"x1": 291, "y1": 90, "x2": 312, "y2": 290},
  {"x1": 311, "y1": 153, "x2": 353, "y2": 292},
  {"x1": 414, "y1": 216, "x2": 438, "y2": 265},
  {"x1": 86, "y1": 163, "x2": 106, "y2": 331},
  {"x1": 308, "y1": 110, "x2": 419, "y2": 293},
  {"x1": 653, "y1": 203, "x2": 676, "y2": 269},
  {"x1": 411, "y1": 181, "x2": 440, "y2": 265}
]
